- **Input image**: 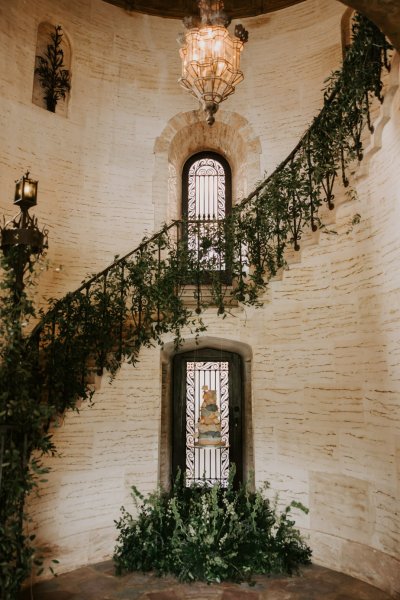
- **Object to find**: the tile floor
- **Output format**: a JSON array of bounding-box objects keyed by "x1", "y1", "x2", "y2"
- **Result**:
[{"x1": 17, "y1": 561, "x2": 395, "y2": 600}]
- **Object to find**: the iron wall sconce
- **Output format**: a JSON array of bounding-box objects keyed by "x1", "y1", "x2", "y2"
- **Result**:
[
  {"x1": 1, "y1": 171, "x2": 48, "y2": 302},
  {"x1": 1, "y1": 171, "x2": 47, "y2": 255}
]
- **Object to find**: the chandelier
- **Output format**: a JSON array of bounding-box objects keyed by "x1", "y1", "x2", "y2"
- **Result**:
[{"x1": 178, "y1": 0, "x2": 249, "y2": 126}]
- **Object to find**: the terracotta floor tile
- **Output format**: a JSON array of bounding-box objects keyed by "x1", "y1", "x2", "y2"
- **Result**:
[
  {"x1": 145, "y1": 591, "x2": 182, "y2": 600},
  {"x1": 221, "y1": 590, "x2": 260, "y2": 600},
  {"x1": 18, "y1": 563, "x2": 394, "y2": 600}
]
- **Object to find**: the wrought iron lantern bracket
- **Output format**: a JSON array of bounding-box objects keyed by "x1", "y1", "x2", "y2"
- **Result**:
[
  {"x1": 1, "y1": 171, "x2": 47, "y2": 254},
  {"x1": 0, "y1": 172, "x2": 48, "y2": 300}
]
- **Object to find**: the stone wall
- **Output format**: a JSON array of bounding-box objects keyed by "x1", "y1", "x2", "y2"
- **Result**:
[
  {"x1": 0, "y1": 0, "x2": 399, "y2": 596},
  {"x1": 251, "y1": 70, "x2": 400, "y2": 593}
]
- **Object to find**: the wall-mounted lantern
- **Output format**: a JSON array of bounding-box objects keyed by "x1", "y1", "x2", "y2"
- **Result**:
[{"x1": 1, "y1": 171, "x2": 48, "y2": 301}]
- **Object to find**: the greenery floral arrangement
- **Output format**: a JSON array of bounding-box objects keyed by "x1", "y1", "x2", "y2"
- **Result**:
[
  {"x1": 113, "y1": 470, "x2": 312, "y2": 583},
  {"x1": 0, "y1": 250, "x2": 56, "y2": 598},
  {"x1": 0, "y1": 13, "x2": 393, "y2": 600}
]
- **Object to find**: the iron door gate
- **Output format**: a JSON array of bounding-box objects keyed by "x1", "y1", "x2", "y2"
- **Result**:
[{"x1": 172, "y1": 348, "x2": 243, "y2": 487}]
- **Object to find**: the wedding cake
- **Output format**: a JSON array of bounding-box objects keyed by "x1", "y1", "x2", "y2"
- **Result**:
[{"x1": 196, "y1": 385, "x2": 225, "y2": 447}]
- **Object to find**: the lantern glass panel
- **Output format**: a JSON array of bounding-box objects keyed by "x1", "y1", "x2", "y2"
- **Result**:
[{"x1": 14, "y1": 175, "x2": 38, "y2": 207}]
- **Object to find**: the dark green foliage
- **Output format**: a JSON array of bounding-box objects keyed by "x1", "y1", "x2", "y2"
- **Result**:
[
  {"x1": 35, "y1": 25, "x2": 71, "y2": 112},
  {"x1": 113, "y1": 471, "x2": 312, "y2": 583},
  {"x1": 0, "y1": 249, "x2": 55, "y2": 599},
  {"x1": 36, "y1": 227, "x2": 207, "y2": 418}
]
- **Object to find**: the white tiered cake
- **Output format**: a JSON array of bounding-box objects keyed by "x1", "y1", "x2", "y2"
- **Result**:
[{"x1": 196, "y1": 385, "x2": 225, "y2": 447}]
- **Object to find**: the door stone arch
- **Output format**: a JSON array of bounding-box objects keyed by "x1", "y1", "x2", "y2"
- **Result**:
[{"x1": 159, "y1": 336, "x2": 254, "y2": 490}]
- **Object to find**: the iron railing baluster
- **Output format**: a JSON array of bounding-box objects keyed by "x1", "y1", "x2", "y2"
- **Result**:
[
  {"x1": 100, "y1": 273, "x2": 107, "y2": 374},
  {"x1": 118, "y1": 263, "x2": 125, "y2": 361},
  {"x1": 255, "y1": 198, "x2": 262, "y2": 275},
  {"x1": 48, "y1": 312, "x2": 56, "y2": 407},
  {"x1": 195, "y1": 220, "x2": 201, "y2": 314},
  {"x1": 82, "y1": 285, "x2": 90, "y2": 387},
  {"x1": 157, "y1": 239, "x2": 161, "y2": 330},
  {"x1": 307, "y1": 134, "x2": 318, "y2": 232},
  {"x1": 290, "y1": 159, "x2": 301, "y2": 251},
  {"x1": 236, "y1": 213, "x2": 243, "y2": 300}
]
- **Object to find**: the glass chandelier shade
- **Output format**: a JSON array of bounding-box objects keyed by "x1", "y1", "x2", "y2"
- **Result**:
[{"x1": 178, "y1": 1, "x2": 248, "y2": 126}]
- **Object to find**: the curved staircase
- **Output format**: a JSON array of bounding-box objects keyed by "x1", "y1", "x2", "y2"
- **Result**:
[{"x1": 27, "y1": 15, "x2": 394, "y2": 412}]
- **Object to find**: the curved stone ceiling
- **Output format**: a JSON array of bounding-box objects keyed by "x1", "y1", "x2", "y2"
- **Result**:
[
  {"x1": 102, "y1": 0, "x2": 399, "y2": 51},
  {"x1": 101, "y1": 0, "x2": 305, "y2": 19}
]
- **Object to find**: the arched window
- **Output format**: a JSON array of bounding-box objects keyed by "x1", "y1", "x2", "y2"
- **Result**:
[
  {"x1": 182, "y1": 152, "x2": 232, "y2": 274},
  {"x1": 182, "y1": 152, "x2": 232, "y2": 221}
]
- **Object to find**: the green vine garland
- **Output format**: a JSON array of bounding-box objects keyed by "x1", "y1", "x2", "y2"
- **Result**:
[{"x1": 0, "y1": 14, "x2": 393, "y2": 600}]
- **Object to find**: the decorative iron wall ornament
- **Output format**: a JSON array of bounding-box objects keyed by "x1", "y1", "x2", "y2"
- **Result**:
[
  {"x1": 188, "y1": 157, "x2": 226, "y2": 219},
  {"x1": 186, "y1": 361, "x2": 229, "y2": 486},
  {"x1": 35, "y1": 25, "x2": 71, "y2": 113},
  {"x1": 178, "y1": 0, "x2": 249, "y2": 125}
]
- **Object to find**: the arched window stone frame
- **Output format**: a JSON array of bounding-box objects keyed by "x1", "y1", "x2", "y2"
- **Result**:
[{"x1": 152, "y1": 110, "x2": 262, "y2": 230}]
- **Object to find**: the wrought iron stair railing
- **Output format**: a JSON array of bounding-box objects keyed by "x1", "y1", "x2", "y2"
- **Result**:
[{"x1": 27, "y1": 13, "x2": 392, "y2": 419}]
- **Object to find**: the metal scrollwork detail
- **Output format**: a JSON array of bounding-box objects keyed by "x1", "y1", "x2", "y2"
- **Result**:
[{"x1": 186, "y1": 361, "x2": 229, "y2": 486}]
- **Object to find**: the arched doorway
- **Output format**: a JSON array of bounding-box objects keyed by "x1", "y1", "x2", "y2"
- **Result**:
[{"x1": 172, "y1": 348, "x2": 243, "y2": 487}]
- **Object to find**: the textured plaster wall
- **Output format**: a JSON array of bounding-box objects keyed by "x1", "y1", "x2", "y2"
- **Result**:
[{"x1": 0, "y1": 0, "x2": 399, "y2": 596}]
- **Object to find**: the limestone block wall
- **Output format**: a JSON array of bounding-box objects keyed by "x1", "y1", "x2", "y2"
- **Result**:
[
  {"x1": 1, "y1": 0, "x2": 399, "y2": 596},
  {"x1": 27, "y1": 347, "x2": 163, "y2": 571}
]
